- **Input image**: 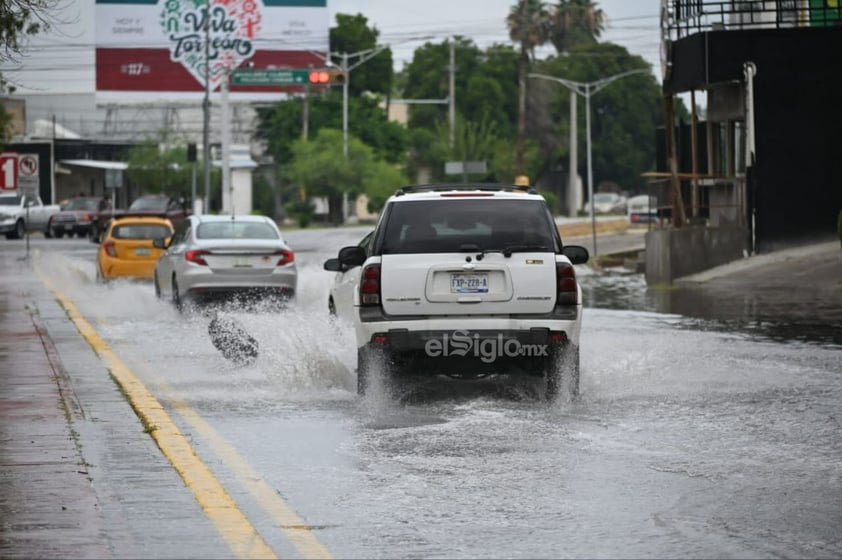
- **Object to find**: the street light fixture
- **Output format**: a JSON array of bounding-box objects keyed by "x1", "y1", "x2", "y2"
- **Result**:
[{"x1": 529, "y1": 69, "x2": 649, "y2": 257}]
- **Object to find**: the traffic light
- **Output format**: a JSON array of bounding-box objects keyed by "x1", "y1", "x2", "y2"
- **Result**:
[{"x1": 308, "y1": 69, "x2": 347, "y2": 86}]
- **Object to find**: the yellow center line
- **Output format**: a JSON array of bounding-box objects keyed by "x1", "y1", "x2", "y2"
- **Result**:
[
  {"x1": 35, "y1": 264, "x2": 277, "y2": 560},
  {"x1": 168, "y1": 396, "x2": 334, "y2": 560}
]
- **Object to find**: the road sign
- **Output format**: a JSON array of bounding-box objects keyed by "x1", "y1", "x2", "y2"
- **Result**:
[
  {"x1": 0, "y1": 152, "x2": 18, "y2": 191},
  {"x1": 231, "y1": 68, "x2": 310, "y2": 86},
  {"x1": 18, "y1": 154, "x2": 39, "y2": 192},
  {"x1": 445, "y1": 161, "x2": 488, "y2": 175}
]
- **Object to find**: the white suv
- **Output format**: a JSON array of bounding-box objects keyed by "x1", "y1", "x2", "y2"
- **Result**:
[{"x1": 323, "y1": 184, "x2": 589, "y2": 400}]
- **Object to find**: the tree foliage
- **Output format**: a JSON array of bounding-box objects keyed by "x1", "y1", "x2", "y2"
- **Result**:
[
  {"x1": 125, "y1": 140, "x2": 194, "y2": 201},
  {"x1": 329, "y1": 13, "x2": 393, "y2": 97},
  {"x1": 549, "y1": 0, "x2": 605, "y2": 53},
  {"x1": 1, "y1": 0, "x2": 57, "y2": 62},
  {"x1": 287, "y1": 128, "x2": 407, "y2": 224}
]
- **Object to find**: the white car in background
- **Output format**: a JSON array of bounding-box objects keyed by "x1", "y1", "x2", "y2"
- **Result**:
[
  {"x1": 323, "y1": 183, "x2": 589, "y2": 400},
  {"x1": 627, "y1": 194, "x2": 659, "y2": 224},
  {"x1": 153, "y1": 214, "x2": 297, "y2": 312},
  {"x1": 584, "y1": 192, "x2": 627, "y2": 215}
]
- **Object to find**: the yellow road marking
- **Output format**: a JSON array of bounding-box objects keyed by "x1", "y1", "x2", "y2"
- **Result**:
[
  {"x1": 168, "y1": 397, "x2": 334, "y2": 560},
  {"x1": 36, "y1": 269, "x2": 277, "y2": 560}
]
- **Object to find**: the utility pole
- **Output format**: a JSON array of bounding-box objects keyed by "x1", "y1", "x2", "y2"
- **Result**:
[
  {"x1": 221, "y1": 68, "x2": 232, "y2": 214},
  {"x1": 568, "y1": 90, "x2": 577, "y2": 217},
  {"x1": 529, "y1": 69, "x2": 649, "y2": 257},
  {"x1": 201, "y1": 9, "x2": 211, "y2": 214},
  {"x1": 448, "y1": 40, "x2": 456, "y2": 150}
]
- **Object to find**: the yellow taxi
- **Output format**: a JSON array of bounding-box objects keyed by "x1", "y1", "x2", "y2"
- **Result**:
[{"x1": 96, "y1": 215, "x2": 174, "y2": 282}]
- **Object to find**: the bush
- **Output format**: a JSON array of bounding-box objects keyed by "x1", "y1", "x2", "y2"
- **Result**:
[{"x1": 284, "y1": 200, "x2": 315, "y2": 228}]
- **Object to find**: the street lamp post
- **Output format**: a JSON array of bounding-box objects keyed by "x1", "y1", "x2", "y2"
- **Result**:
[{"x1": 529, "y1": 69, "x2": 648, "y2": 257}]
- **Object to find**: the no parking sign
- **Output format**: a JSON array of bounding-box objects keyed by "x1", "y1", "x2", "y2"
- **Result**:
[{"x1": 18, "y1": 154, "x2": 39, "y2": 193}]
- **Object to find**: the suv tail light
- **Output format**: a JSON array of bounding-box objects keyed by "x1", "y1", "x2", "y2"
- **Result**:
[
  {"x1": 103, "y1": 240, "x2": 117, "y2": 258},
  {"x1": 360, "y1": 263, "x2": 381, "y2": 306},
  {"x1": 274, "y1": 249, "x2": 294, "y2": 266},
  {"x1": 556, "y1": 262, "x2": 578, "y2": 305},
  {"x1": 185, "y1": 249, "x2": 209, "y2": 266}
]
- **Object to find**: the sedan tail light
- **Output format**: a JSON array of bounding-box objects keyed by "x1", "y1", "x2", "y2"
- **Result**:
[
  {"x1": 103, "y1": 240, "x2": 117, "y2": 258},
  {"x1": 274, "y1": 249, "x2": 294, "y2": 266},
  {"x1": 360, "y1": 263, "x2": 381, "y2": 306},
  {"x1": 556, "y1": 262, "x2": 578, "y2": 305},
  {"x1": 185, "y1": 249, "x2": 209, "y2": 266}
]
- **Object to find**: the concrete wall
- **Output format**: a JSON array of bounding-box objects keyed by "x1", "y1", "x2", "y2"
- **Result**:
[{"x1": 645, "y1": 225, "x2": 748, "y2": 285}]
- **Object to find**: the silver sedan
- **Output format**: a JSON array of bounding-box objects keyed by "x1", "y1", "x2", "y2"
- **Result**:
[{"x1": 153, "y1": 214, "x2": 297, "y2": 312}]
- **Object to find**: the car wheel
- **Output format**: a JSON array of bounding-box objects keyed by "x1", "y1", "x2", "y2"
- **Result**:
[
  {"x1": 44, "y1": 223, "x2": 53, "y2": 238},
  {"x1": 14, "y1": 219, "x2": 25, "y2": 239},
  {"x1": 153, "y1": 273, "x2": 162, "y2": 299},
  {"x1": 545, "y1": 344, "x2": 580, "y2": 402},
  {"x1": 172, "y1": 276, "x2": 183, "y2": 312}
]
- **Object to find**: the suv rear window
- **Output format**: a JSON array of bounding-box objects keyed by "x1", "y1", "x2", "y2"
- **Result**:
[{"x1": 380, "y1": 199, "x2": 558, "y2": 254}]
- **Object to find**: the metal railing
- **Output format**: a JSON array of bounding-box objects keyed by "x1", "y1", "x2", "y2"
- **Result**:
[{"x1": 663, "y1": 0, "x2": 842, "y2": 40}]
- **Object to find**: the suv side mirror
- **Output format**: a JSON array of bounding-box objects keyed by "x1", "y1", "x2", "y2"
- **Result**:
[
  {"x1": 562, "y1": 245, "x2": 589, "y2": 265},
  {"x1": 337, "y1": 246, "x2": 367, "y2": 268},
  {"x1": 323, "y1": 258, "x2": 340, "y2": 272}
]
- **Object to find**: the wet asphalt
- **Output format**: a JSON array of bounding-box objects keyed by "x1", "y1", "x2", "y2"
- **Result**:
[{"x1": 0, "y1": 232, "x2": 839, "y2": 558}]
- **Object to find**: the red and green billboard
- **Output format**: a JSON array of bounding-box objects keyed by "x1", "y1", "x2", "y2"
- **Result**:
[{"x1": 95, "y1": 0, "x2": 329, "y2": 100}]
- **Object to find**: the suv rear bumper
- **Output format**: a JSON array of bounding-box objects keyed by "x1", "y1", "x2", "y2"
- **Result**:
[{"x1": 352, "y1": 308, "x2": 582, "y2": 351}]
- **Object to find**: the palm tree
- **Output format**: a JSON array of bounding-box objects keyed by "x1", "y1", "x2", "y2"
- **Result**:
[
  {"x1": 550, "y1": 0, "x2": 605, "y2": 53},
  {"x1": 507, "y1": 0, "x2": 552, "y2": 179}
]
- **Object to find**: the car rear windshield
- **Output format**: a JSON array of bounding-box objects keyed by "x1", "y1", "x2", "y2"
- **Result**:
[
  {"x1": 129, "y1": 197, "x2": 168, "y2": 211},
  {"x1": 196, "y1": 222, "x2": 280, "y2": 240},
  {"x1": 111, "y1": 224, "x2": 172, "y2": 239},
  {"x1": 380, "y1": 199, "x2": 557, "y2": 254},
  {"x1": 65, "y1": 198, "x2": 99, "y2": 210}
]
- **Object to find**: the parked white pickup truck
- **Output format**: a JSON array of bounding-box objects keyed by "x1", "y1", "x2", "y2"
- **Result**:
[{"x1": 0, "y1": 192, "x2": 62, "y2": 239}]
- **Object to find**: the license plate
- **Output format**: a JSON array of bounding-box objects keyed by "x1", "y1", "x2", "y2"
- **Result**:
[
  {"x1": 135, "y1": 247, "x2": 150, "y2": 256},
  {"x1": 450, "y1": 272, "x2": 489, "y2": 293},
  {"x1": 233, "y1": 257, "x2": 253, "y2": 268}
]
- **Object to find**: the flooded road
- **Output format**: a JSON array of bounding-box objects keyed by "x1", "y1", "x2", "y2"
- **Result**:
[{"x1": 24, "y1": 232, "x2": 842, "y2": 558}]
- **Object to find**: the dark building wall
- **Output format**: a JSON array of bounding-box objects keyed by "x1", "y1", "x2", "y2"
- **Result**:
[{"x1": 662, "y1": 27, "x2": 842, "y2": 250}]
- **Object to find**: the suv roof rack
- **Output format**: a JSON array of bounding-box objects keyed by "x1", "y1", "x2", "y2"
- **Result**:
[{"x1": 394, "y1": 183, "x2": 537, "y2": 196}]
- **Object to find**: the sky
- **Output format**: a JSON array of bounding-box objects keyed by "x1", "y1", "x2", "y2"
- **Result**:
[{"x1": 1, "y1": 0, "x2": 663, "y2": 95}]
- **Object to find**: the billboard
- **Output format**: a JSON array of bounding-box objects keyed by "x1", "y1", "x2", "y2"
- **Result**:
[{"x1": 95, "y1": 0, "x2": 329, "y2": 100}]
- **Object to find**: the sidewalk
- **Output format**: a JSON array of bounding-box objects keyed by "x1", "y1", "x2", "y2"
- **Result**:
[{"x1": 0, "y1": 252, "x2": 109, "y2": 558}]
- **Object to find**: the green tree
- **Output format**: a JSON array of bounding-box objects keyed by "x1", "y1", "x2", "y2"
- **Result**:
[
  {"x1": 549, "y1": 0, "x2": 605, "y2": 53},
  {"x1": 125, "y1": 140, "x2": 194, "y2": 201},
  {"x1": 364, "y1": 160, "x2": 409, "y2": 213},
  {"x1": 507, "y1": 0, "x2": 552, "y2": 178},
  {"x1": 1, "y1": 0, "x2": 56, "y2": 62},
  {"x1": 288, "y1": 128, "x2": 399, "y2": 224},
  {"x1": 330, "y1": 13, "x2": 393, "y2": 97},
  {"x1": 256, "y1": 90, "x2": 408, "y2": 169},
  {"x1": 1, "y1": 0, "x2": 60, "y2": 147},
  {"x1": 401, "y1": 37, "x2": 483, "y2": 132}
]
